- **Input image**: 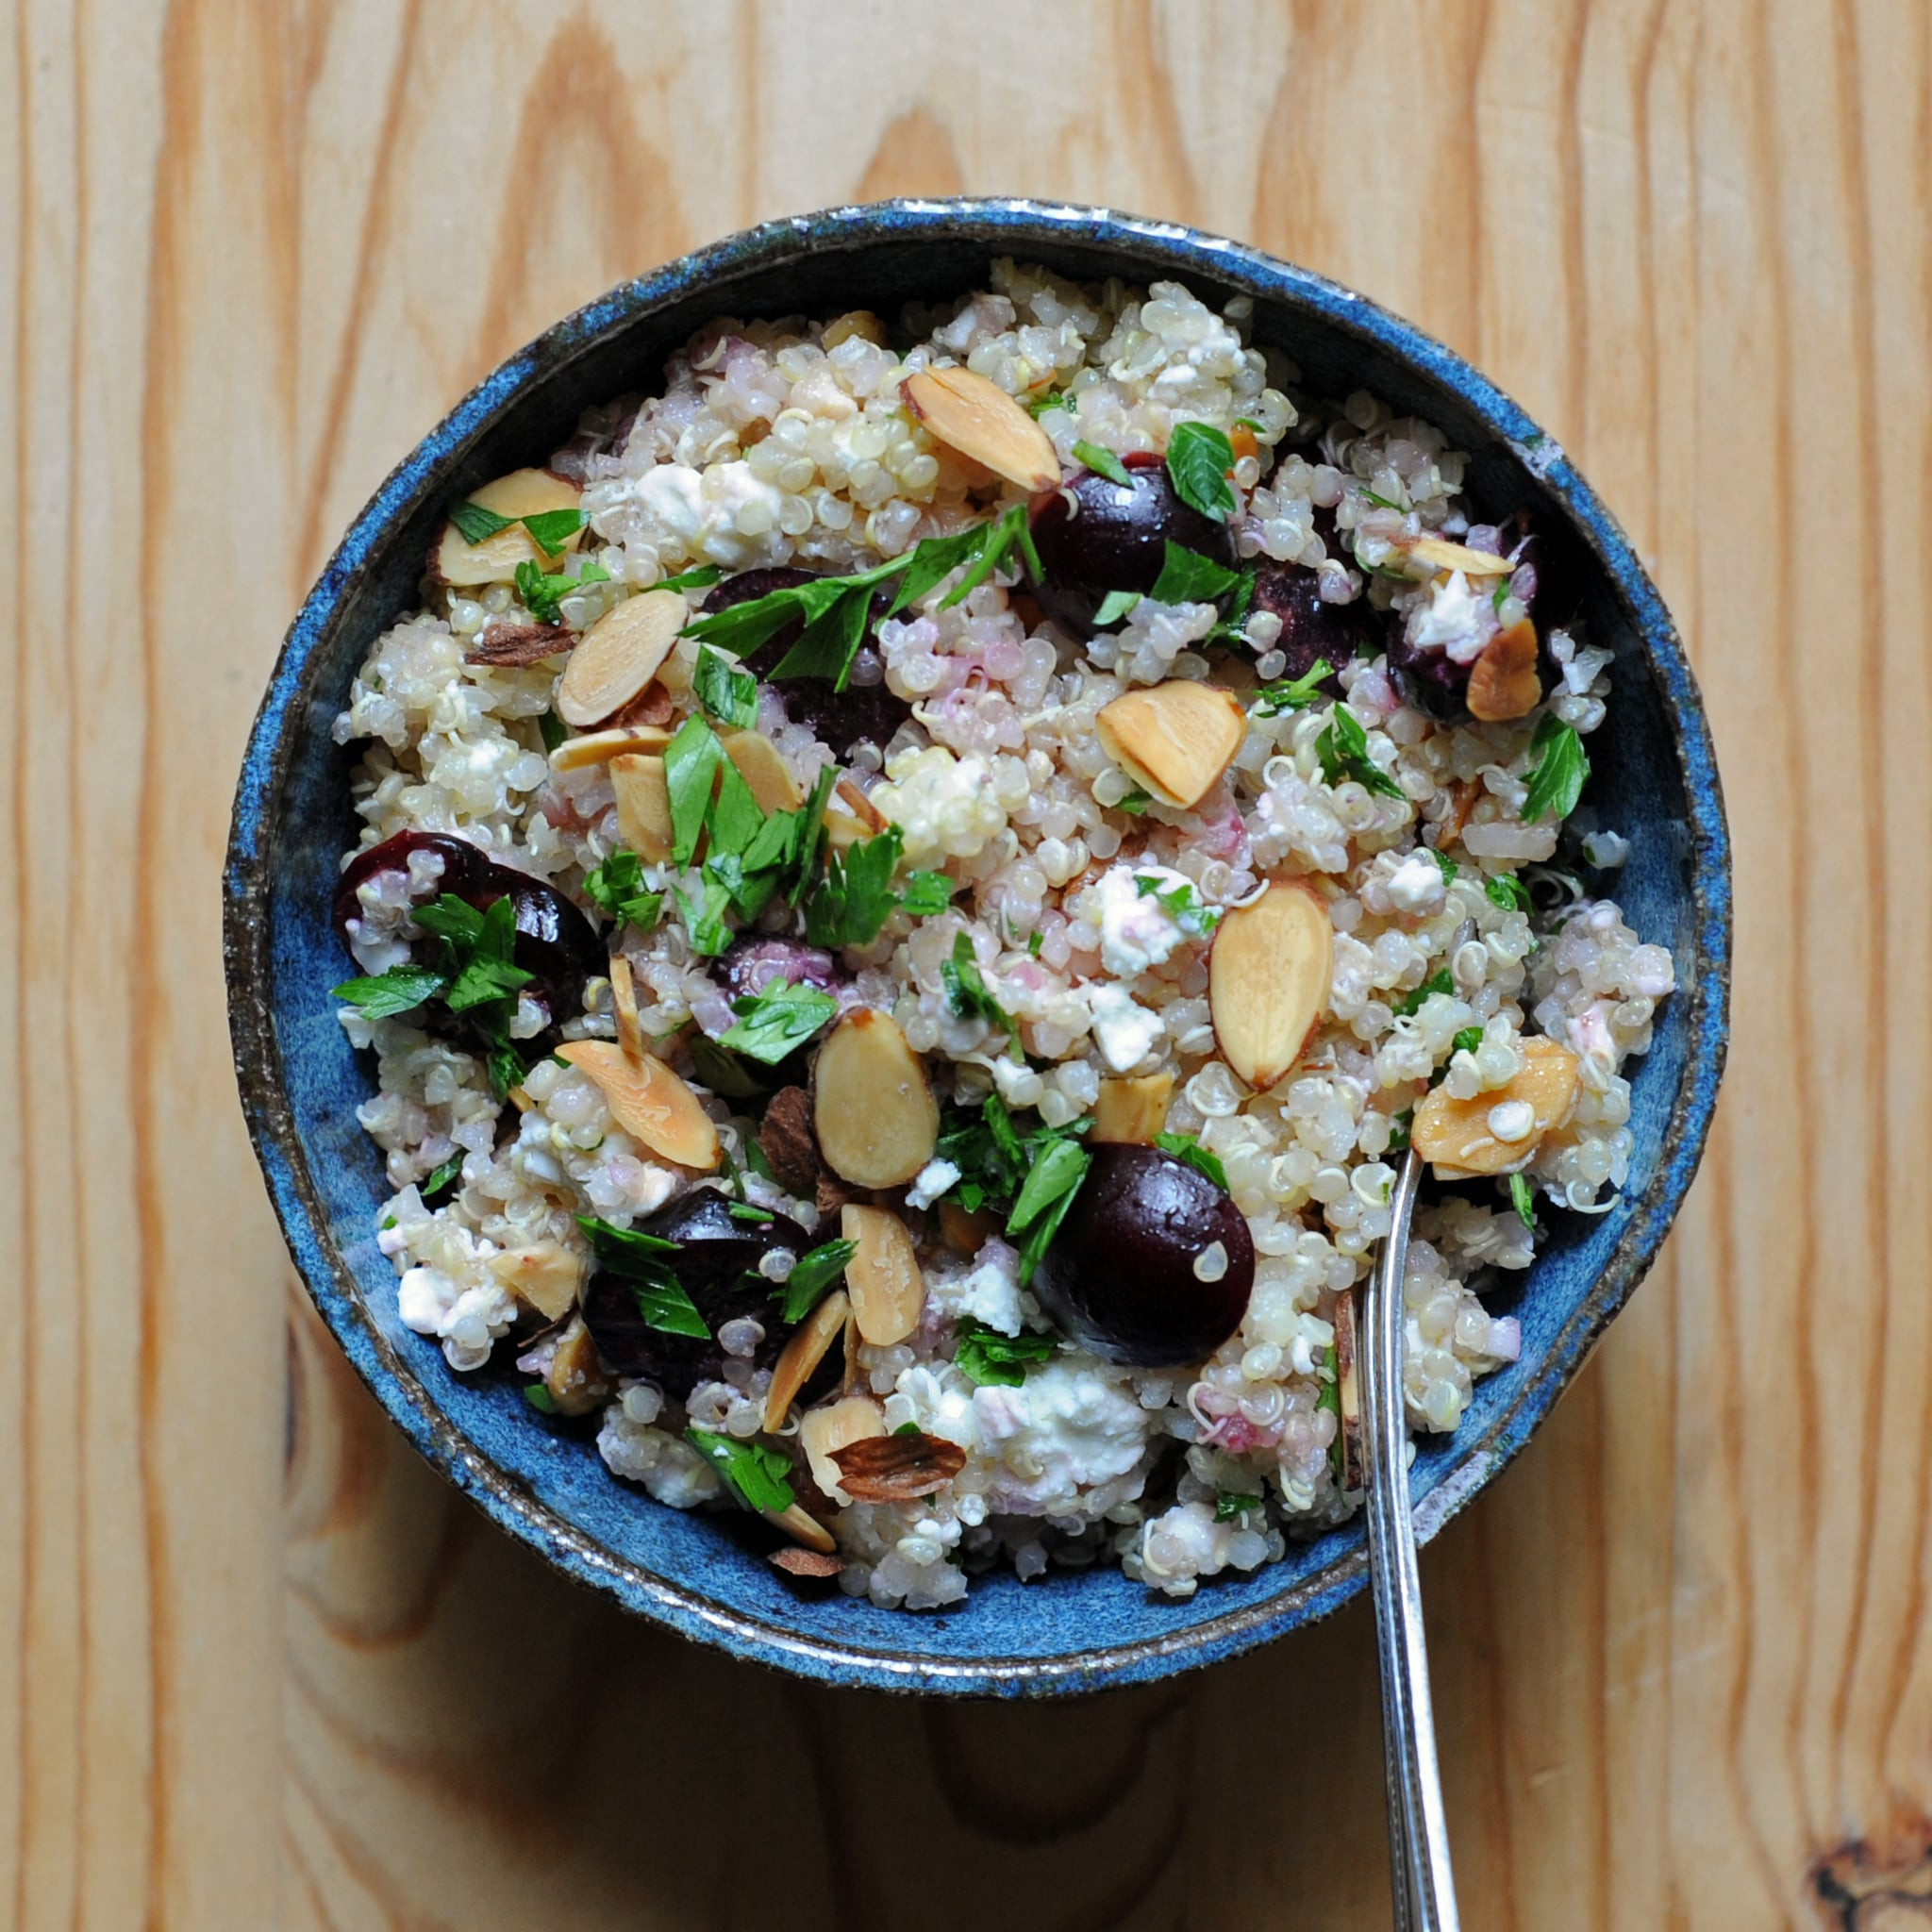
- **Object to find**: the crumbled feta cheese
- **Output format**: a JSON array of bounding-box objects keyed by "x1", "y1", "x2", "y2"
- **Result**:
[
  {"x1": 967, "y1": 1355, "x2": 1152, "y2": 1513},
  {"x1": 906, "y1": 1158, "x2": 960, "y2": 1211},
  {"x1": 596, "y1": 1411, "x2": 722, "y2": 1507},
  {"x1": 1088, "y1": 982, "x2": 1162, "y2": 1073},
  {"x1": 626, "y1": 460, "x2": 786, "y2": 570},
  {"x1": 1385, "y1": 851, "x2": 1447, "y2": 915},
  {"x1": 872, "y1": 746, "x2": 1007, "y2": 867},
  {"x1": 392, "y1": 1220, "x2": 516, "y2": 1371},
  {"x1": 1407, "y1": 569, "x2": 1494, "y2": 664},
  {"x1": 926, "y1": 1238, "x2": 1024, "y2": 1336},
  {"x1": 1095, "y1": 863, "x2": 1192, "y2": 976}
]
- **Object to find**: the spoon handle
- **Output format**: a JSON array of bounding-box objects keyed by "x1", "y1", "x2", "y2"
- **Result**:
[{"x1": 1363, "y1": 1147, "x2": 1460, "y2": 1931}]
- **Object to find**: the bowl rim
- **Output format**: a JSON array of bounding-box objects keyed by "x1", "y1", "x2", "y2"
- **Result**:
[{"x1": 225, "y1": 196, "x2": 1731, "y2": 1696}]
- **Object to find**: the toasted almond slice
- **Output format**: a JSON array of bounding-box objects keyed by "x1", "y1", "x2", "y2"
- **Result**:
[
  {"x1": 764, "y1": 1503, "x2": 837, "y2": 1553},
  {"x1": 555, "y1": 1041, "x2": 719, "y2": 1171},
  {"x1": 827, "y1": 1429, "x2": 967, "y2": 1503},
  {"x1": 1403, "y1": 535, "x2": 1515, "y2": 578},
  {"x1": 841, "y1": 1204, "x2": 924, "y2": 1346},
  {"x1": 1411, "y1": 1036, "x2": 1580, "y2": 1175},
  {"x1": 762, "y1": 1289, "x2": 852, "y2": 1430},
  {"x1": 770, "y1": 1544, "x2": 845, "y2": 1577},
  {"x1": 544, "y1": 1315, "x2": 613, "y2": 1417},
  {"x1": 937, "y1": 1198, "x2": 999, "y2": 1257},
  {"x1": 1095, "y1": 680, "x2": 1247, "y2": 810},
  {"x1": 466, "y1": 623, "x2": 574, "y2": 667},
  {"x1": 902, "y1": 366, "x2": 1062, "y2": 492},
  {"x1": 798, "y1": 1392, "x2": 886, "y2": 1502},
  {"x1": 486, "y1": 1239, "x2": 583, "y2": 1322},
  {"x1": 436, "y1": 469, "x2": 583, "y2": 585},
  {"x1": 1465, "y1": 617, "x2": 1542, "y2": 723},
  {"x1": 722, "y1": 730, "x2": 803, "y2": 813},
  {"x1": 835, "y1": 777, "x2": 888, "y2": 832},
  {"x1": 1332, "y1": 1290, "x2": 1363, "y2": 1492},
  {"x1": 1208, "y1": 882, "x2": 1333, "y2": 1091},
  {"x1": 610, "y1": 957, "x2": 644, "y2": 1064},
  {"x1": 823, "y1": 309, "x2": 887, "y2": 349},
  {"x1": 557, "y1": 590, "x2": 687, "y2": 727},
  {"x1": 813, "y1": 1010, "x2": 938, "y2": 1189},
  {"x1": 609, "y1": 753, "x2": 673, "y2": 861},
  {"x1": 1091, "y1": 1072, "x2": 1174, "y2": 1145},
  {"x1": 550, "y1": 724, "x2": 675, "y2": 773}
]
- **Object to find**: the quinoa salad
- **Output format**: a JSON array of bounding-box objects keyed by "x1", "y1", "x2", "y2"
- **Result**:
[{"x1": 328, "y1": 260, "x2": 1675, "y2": 1608}]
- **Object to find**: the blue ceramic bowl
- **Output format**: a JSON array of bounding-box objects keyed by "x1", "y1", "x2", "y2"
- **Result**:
[{"x1": 225, "y1": 200, "x2": 1729, "y2": 1695}]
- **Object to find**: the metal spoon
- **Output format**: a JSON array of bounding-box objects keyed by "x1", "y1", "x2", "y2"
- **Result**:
[{"x1": 1361, "y1": 1146, "x2": 1461, "y2": 1930}]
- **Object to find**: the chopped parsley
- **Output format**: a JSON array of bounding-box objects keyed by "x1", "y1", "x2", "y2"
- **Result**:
[
  {"x1": 1252, "y1": 658, "x2": 1335, "y2": 716},
  {"x1": 1519, "y1": 714, "x2": 1590, "y2": 823},
  {"x1": 1153, "y1": 1132, "x2": 1229, "y2": 1192},
  {"x1": 1387, "y1": 1108, "x2": 1413, "y2": 1153},
  {"x1": 1359, "y1": 487, "x2": 1405, "y2": 512},
  {"x1": 1091, "y1": 588, "x2": 1141, "y2": 628},
  {"x1": 538, "y1": 708, "x2": 568, "y2": 752},
  {"x1": 1025, "y1": 387, "x2": 1080, "y2": 419},
  {"x1": 932, "y1": 1093, "x2": 1086, "y2": 1218},
  {"x1": 774, "y1": 1239, "x2": 856, "y2": 1324},
  {"x1": 1114, "y1": 787, "x2": 1154, "y2": 815},
  {"x1": 686, "y1": 1427, "x2": 795, "y2": 1513},
  {"x1": 581, "y1": 849, "x2": 662, "y2": 931},
  {"x1": 1027, "y1": 930, "x2": 1044, "y2": 958},
  {"x1": 519, "y1": 507, "x2": 587, "y2": 555},
  {"x1": 900, "y1": 870, "x2": 955, "y2": 917},
  {"x1": 728, "y1": 1200, "x2": 775, "y2": 1223},
  {"x1": 1133, "y1": 871, "x2": 1220, "y2": 939},
  {"x1": 1005, "y1": 1135, "x2": 1091, "y2": 1285},
  {"x1": 941, "y1": 930, "x2": 1020, "y2": 1051},
  {"x1": 1508, "y1": 1172, "x2": 1537, "y2": 1229},
  {"x1": 1485, "y1": 874, "x2": 1533, "y2": 912},
  {"x1": 954, "y1": 1318, "x2": 1057, "y2": 1389},
  {"x1": 719, "y1": 979, "x2": 840, "y2": 1064},
  {"x1": 330, "y1": 961, "x2": 446, "y2": 1020},
  {"x1": 514, "y1": 556, "x2": 608, "y2": 625},
  {"x1": 419, "y1": 1154, "x2": 464, "y2": 1202},
  {"x1": 447, "y1": 499, "x2": 512, "y2": 545},
  {"x1": 1315, "y1": 704, "x2": 1406, "y2": 799},
  {"x1": 1215, "y1": 1489, "x2": 1266, "y2": 1523},
  {"x1": 1147, "y1": 540, "x2": 1242, "y2": 607},
  {"x1": 1451, "y1": 1026, "x2": 1484, "y2": 1057},
  {"x1": 1165, "y1": 421, "x2": 1238, "y2": 522},
  {"x1": 1428, "y1": 849, "x2": 1458, "y2": 884},
  {"x1": 674, "y1": 876, "x2": 735, "y2": 957},
  {"x1": 658, "y1": 563, "x2": 725, "y2": 593},
  {"x1": 1073, "y1": 439, "x2": 1132, "y2": 486},
  {"x1": 575, "y1": 1213, "x2": 707, "y2": 1337},
  {"x1": 692, "y1": 646, "x2": 760, "y2": 730},
  {"x1": 804, "y1": 824, "x2": 906, "y2": 949},
  {"x1": 523, "y1": 1384, "x2": 558, "y2": 1414},
  {"x1": 1394, "y1": 968, "x2": 1454, "y2": 1018}
]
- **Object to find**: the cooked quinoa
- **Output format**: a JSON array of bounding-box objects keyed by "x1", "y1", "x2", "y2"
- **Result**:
[{"x1": 330, "y1": 260, "x2": 1674, "y2": 1608}]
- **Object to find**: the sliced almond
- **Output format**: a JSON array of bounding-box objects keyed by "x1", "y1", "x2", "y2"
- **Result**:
[
  {"x1": 1208, "y1": 882, "x2": 1333, "y2": 1091},
  {"x1": 610, "y1": 957, "x2": 644, "y2": 1064},
  {"x1": 770, "y1": 1544, "x2": 845, "y2": 1578},
  {"x1": 1091, "y1": 1072, "x2": 1174, "y2": 1145},
  {"x1": 762, "y1": 1289, "x2": 852, "y2": 1430},
  {"x1": 812, "y1": 1009, "x2": 938, "y2": 1189},
  {"x1": 902, "y1": 365, "x2": 1062, "y2": 492},
  {"x1": 823, "y1": 310, "x2": 887, "y2": 350},
  {"x1": 1402, "y1": 535, "x2": 1515, "y2": 578},
  {"x1": 722, "y1": 730, "x2": 803, "y2": 813},
  {"x1": 841, "y1": 1204, "x2": 924, "y2": 1347},
  {"x1": 798, "y1": 1392, "x2": 886, "y2": 1502},
  {"x1": 557, "y1": 590, "x2": 687, "y2": 727},
  {"x1": 765, "y1": 1503, "x2": 837, "y2": 1554},
  {"x1": 827, "y1": 1429, "x2": 967, "y2": 1503},
  {"x1": 436, "y1": 470, "x2": 583, "y2": 586},
  {"x1": 1095, "y1": 680, "x2": 1247, "y2": 810},
  {"x1": 554, "y1": 1041, "x2": 720, "y2": 1171},
  {"x1": 1411, "y1": 1036, "x2": 1580, "y2": 1176},
  {"x1": 544, "y1": 1314, "x2": 613, "y2": 1417},
  {"x1": 835, "y1": 777, "x2": 888, "y2": 832},
  {"x1": 466, "y1": 623, "x2": 574, "y2": 667},
  {"x1": 609, "y1": 753, "x2": 673, "y2": 861},
  {"x1": 486, "y1": 1239, "x2": 584, "y2": 1322},
  {"x1": 550, "y1": 724, "x2": 675, "y2": 773},
  {"x1": 1332, "y1": 1290, "x2": 1364, "y2": 1492},
  {"x1": 1465, "y1": 617, "x2": 1541, "y2": 723}
]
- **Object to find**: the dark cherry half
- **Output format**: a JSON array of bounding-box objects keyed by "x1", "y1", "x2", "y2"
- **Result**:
[
  {"x1": 1028, "y1": 450, "x2": 1237, "y2": 639},
  {"x1": 1031, "y1": 1144, "x2": 1255, "y2": 1368},
  {"x1": 576, "y1": 1190, "x2": 814, "y2": 1400},
  {"x1": 704, "y1": 568, "x2": 910, "y2": 757},
  {"x1": 1250, "y1": 561, "x2": 1388, "y2": 692}
]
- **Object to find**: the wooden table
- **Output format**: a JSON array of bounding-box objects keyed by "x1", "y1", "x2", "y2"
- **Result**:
[{"x1": 6, "y1": 2, "x2": 1925, "y2": 1924}]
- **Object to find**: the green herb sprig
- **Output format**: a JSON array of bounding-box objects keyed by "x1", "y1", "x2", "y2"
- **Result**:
[
  {"x1": 1519, "y1": 714, "x2": 1590, "y2": 823},
  {"x1": 686, "y1": 1427, "x2": 795, "y2": 1513},
  {"x1": 954, "y1": 1318, "x2": 1056, "y2": 1389},
  {"x1": 1166, "y1": 422, "x2": 1238, "y2": 522},
  {"x1": 719, "y1": 980, "x2": 840, "y2": 1064},
  {"x1": 1315, "y1": 704, "x2": 1406, "y2": 799}
]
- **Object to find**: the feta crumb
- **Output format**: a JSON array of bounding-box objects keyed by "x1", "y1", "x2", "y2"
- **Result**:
[
  {"x1": 1095, "y1": 863, "x2": 1191, "y2": 976},
  {"x1": 1407, "y1": 569, "x2": 1494, "y2": 664},
  {"x1": 906, "y1": 1158, "x2": 960, "y2": 1211},
  {"x1": 1088, "y1": 982, "x2": 1162, "y2": 1072},
  {"x1": 927, "y1": 1238, "x2": 1024, "y2": 1336},
  {"x1": 1386, "y1": 851, "x2": 1447, "y2": 915}
]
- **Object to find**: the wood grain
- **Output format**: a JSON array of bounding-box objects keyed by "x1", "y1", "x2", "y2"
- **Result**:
[{"x1": 4, "y1": 1, "x2": 1929, "y2": 1924}]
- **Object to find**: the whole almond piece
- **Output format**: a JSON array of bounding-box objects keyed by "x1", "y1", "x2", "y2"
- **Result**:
[
  {"x1": 827, "y1": 1429, "x2": 967, "y2": 1504},
  {"x1": 770, "y1": 1545, "x2": 845, "y2": 1578},
  {"x1": 722, "y1": 730, "x2": 803, "y2": 813},
  {"x1": 435, "y1": 469, "x2": 583, "y2": 586},
  {"x1": 1095, "y1": 680, "x2": 1247, "y2": 809},
  {"x1": 557, "y1": 590, "x2": 686, "y2": 727},
  {"x1": 1091, "y1": 1072, "x2": 1174, "y2": 1145},
  {"x1": 609, "y1": 753, "x2": 673, "y2": 861},
  {"x1": 550, "y1": 724, "x2": 675, "y2": 774},
  {"x1": 1332, "y1": 1289, "x2": 1364, "y2": 1492},
  {"x1": 841, "y1": 1204, "x2": 924, "y2": 1346},
  {"x1": 554, "y1": 1041, "x2": 720, "y2": 1171},
  {"x1": 1410, "y1": 1036, "x2": 1580, "y2": 1176},
  {"x1": 813, "y1": 1009, "x2": 938, "y2": 1189},
  {"x1": 1465, "y1": 617, "x2": 1542, "y2": 722},
  {"x1": 542, "y1": 1315, "x2": 614, "y2": 1417},
  {"x1": 763, "y1": 1290, "x2": 852, "y2": 1430},
  {"x1": 1208, "y1": 883, "x2": 1333, "y2": 1091},
  {"x1": 798, "y1": 1392, "x2": 886, "y2": 1501},
  {"x1": 902, "y1": 365, "x2": 1062, "y2": 491},
  {"x1": 486, "y1": 1239, "x2": 583, "y2": 1322},
  {"x1": 1402, "y1": 534, "x2": 1515, "y2": 578}
]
